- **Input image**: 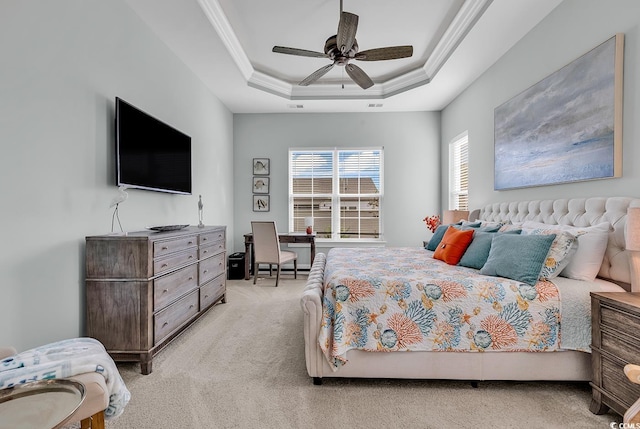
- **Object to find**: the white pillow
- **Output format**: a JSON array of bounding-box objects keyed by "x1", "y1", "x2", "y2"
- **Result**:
[{"x1": 555, "y1": 222, "x2": 610, "y2": 281}]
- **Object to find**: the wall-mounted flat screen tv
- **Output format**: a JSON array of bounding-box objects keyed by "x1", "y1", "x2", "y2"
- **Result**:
[{"x1": 116, "y1": 97, "x2": 192, "y2": 195}]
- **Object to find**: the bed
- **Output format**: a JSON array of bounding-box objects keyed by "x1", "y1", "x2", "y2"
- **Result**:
[{"x1": 301, "y1": 197, "x2": 640, "y2": 384}]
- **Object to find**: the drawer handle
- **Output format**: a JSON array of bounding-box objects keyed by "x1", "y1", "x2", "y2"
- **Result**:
[
  {"x1": 162, "y1": 288, "x2": 169, "y2": 293},
  {"x1": 203, "y1": 270, "x2": 208, "y2": 274},
  {"x1": 188, "y1": 277, "x2": 194, "y2": 281},
  {"x1": 161, "y1": 263, "x2": 168, "y2": 268},
  {"x1": 188, "y1": 241, "x2": 194, "y2": 245},
  {"x1": 188, "y1": 255, "x2": 193, "y2": 259},
  {"x1": 162, "y1": 322, "x2": 168, "y2": 327},
  {"x1": 202, "y1": 237, "x2": 208, "y2": 242},
  {"x1": 203, "y1": 250, "x2": 209, "y2": 255},
  {"x1": 189, "y1": 304, "x2": 194, "y2": 309},
  {"x1": 161, "y1": 246, "x2": 169, "y2": 251},
  {"x1": 204, "y1": 295, "x2": 209, "y2": 299}
]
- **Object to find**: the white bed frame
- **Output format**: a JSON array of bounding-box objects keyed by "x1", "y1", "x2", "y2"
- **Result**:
[{"x1": 301, "y1": 197, "x2": 640, "y2": 384}]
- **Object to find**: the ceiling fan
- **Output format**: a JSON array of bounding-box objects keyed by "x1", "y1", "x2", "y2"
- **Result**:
[{"x1": 272, "y1": 2, "x2": 413, "y2": 89}]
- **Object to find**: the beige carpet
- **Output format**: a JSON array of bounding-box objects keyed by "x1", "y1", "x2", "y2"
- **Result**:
[{"x1": 105, "y1": 276, "x2": 621, "y2": 428}]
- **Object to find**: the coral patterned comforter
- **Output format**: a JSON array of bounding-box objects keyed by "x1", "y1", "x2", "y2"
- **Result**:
[{"x1": 319, "y1": 247, "x2": 563, "y2": 370}]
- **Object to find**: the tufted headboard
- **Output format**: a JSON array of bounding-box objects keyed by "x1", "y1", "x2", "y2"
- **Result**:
[{"x1": 470, "y1": 197, "x2": 640, "y2": 288}]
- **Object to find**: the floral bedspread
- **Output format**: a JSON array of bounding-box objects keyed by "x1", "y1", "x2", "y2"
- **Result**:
[{"x1": 319, "y1": 247, "x2": 563, "y2": 370}]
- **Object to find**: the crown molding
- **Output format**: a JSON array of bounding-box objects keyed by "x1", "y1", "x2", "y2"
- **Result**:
[{"x1": 198, "y1": 0, "x2": 493, "y2": 100}]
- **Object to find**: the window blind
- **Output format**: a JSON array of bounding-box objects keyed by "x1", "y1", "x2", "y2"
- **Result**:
[{"x1": 290, "y1": 148, "x2": 383, "y2": 240}]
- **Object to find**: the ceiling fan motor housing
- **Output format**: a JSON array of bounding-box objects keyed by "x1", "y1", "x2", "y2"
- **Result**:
[{"x1": 325, "y1": 35, "x2": 358, "y2": 65}]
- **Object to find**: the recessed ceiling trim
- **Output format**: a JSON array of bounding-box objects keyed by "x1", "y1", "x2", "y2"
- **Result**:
[
  {"x1": 199, "y1": 0, "x2": 494, "y2": 100},
  {"x1": 248, "y1": 70, "x2": 292, "y2": 97},
  {"x1": 197, "y1": 0, "x2": 253, "y2": 80},
  {"x1": 423, "y1": 0, "x2": 494, "y2": 78}
]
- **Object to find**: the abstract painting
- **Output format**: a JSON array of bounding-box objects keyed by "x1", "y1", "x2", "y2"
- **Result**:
[{"x1": 494, "y1": 34, "x2": 623, "y2": 190}]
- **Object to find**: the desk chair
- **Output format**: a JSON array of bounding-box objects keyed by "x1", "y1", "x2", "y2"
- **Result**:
[
  {"x1": 0, "y1": 346, "x2": 110, "y2": 429},
  {"x1": 251, "y1": 221, "x2": 297, "y2": 286}
]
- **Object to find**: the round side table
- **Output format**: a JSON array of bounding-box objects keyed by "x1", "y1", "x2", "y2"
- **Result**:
[{"x1": 0, "y1": 379, "x2": 85, "y2": 429}]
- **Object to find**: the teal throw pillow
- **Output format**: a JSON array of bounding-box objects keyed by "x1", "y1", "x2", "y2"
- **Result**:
[
  {"x1": 458, "y1": 230, "x2": 521, "y2": 270},
  {"x1": 479, "y1": 233, "x2": 556, "y2": 286},
  {"x1": 426, "y1": 225, "x2": 451, "y2": 251}
]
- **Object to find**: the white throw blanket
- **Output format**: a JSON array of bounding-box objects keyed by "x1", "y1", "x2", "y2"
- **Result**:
[{"x1": 0, "y1": 337, "x2": 130, "y2": 419}]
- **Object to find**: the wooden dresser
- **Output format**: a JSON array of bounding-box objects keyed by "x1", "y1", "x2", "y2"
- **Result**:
[
  {"x1": 85, "y1": 226, "x2": 226, "y2": 374},
  {"x1": 590, "y1": 292, "x2": 640, "y2": 417}
]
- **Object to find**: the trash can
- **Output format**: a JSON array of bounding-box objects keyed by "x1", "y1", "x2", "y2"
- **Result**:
[{"x1": 228, "y1": 252, "x2": 245, "y2": 280}]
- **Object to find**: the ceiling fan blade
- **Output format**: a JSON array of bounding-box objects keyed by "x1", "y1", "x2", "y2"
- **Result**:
[
  {"x1": 272, "y1": 46, "x2": 328, "y2": 58},
  {"x1": 355, "y1": 46, "x2": 414, "y2": 61},
  {"x1": 345, "y1": 63, "x2": 374, "y2": 89},
  {"x1": 336, "y1": 12, "x2": 358, "y2": 54},
  {"x1": 299, "y1": 63, "x2": 335, "y2": 86}
]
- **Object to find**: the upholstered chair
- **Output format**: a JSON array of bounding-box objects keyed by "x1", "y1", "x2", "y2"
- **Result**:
[{"x1": 251, "y1": 221, "x2": 297, "y2": 286}]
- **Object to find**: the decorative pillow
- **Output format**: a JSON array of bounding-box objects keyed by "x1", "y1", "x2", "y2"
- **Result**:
[
  {"x1": 458, "y1": 229, "x2": 521, "y2": 270},
  {"x1": 458, "y1": 220, "x2": 503, "y2": 233},
  {"x1": 479, "y1": 233, "x2": 556, "y2": 286},
  {"x1": 433, "y1": 226, "x2": 475, "y2": 265},
  {"x1": 460, "y1": 220, "x2": 482, "y2": 229},
  {"x1": 556, "y1": 222, "x2": 610, "y2": 281},
  {"x1": 426, "y1": 225, "x2": 449, "y2": 251},
  {"x1": 480, "y1": 221, "x2": 506, "y2": 230},
  {"x1": 521, "y1": 228, "x2": 578, "y2": 279},
  {"x1": 498, "y1": 222, "x2": 523, "y2": 232}
]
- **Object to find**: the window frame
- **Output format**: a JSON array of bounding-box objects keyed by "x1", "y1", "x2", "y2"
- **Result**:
[
  {"x1": 288, "y1": 147, "x2": 384, "y2": 243},
  {"x1": 448, "y1": 132, "x2": 469, "y2": 211}
]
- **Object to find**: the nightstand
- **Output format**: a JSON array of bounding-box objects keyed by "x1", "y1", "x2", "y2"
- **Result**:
[{"x1": 590, "y1": 292, "x2": 640, "y2": 417}]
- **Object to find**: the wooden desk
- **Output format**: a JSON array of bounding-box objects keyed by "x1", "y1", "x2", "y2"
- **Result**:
[{"x1": 244, "y1": 233, "x2": 316, "y2": 280}]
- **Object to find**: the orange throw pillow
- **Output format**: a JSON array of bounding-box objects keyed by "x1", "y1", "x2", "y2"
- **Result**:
[{"x1": 433, "y1": 226, "x2": 474, "y2": 265}]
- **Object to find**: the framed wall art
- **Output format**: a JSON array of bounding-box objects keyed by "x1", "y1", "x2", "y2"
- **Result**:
[
  {"x1": 253, "y1": 195, "x2": 270, "y2": 212},
  {"x1": 253, "y1": 158, "x2": 270, "y2": 175},
  {"x1": 253, "y1": 176, "x2": 269, "y2": 194},
  {"x1": 494, "y1": 33, "x2": 623, "y2": 190}
]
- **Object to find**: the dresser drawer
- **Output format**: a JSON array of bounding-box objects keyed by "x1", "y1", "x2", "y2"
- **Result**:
[
  {"x1": 200, "y1": 274, "x2": 225, "y2": 309},
  {"x1": 153, "y1": 235, "x2": 198, "y2": 258},
  {"x1": 601, "y1": 356, "x2": 640, "y2": 409},
  {"x1": 154, "y1": 265, "x2": 198, "y2": 310},
  {"x1": 154, "y1": 290, "x2": 199, "y2": 343},
  {"x1": 199, "y1": 242, "x2": 224, "y2": 259},
  {"x1": 200, "y1": 253, "x2": 225, "y2": 284},
  {"x1": 154, "y1": 248, "x2": 197, "y2": 275},
  {"x1": 200, "y1": 230, "x2": 225, "y2": 247},
  {"x1": 601, "y1": 330, "x2": 638, "y2": 365},
  {"x1": 600, "y1": 304, "x2": 640, "y2": 338}
]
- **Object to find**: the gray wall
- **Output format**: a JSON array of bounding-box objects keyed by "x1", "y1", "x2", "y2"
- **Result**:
[
  {"x1": 0, "y1": 1, "x2": 234, "y2": 351},
  {"x1": 233, "y1": 112, "x2": 441, "y2": 265},
  {"x1": 441, "y1": 0, "x2": 640, "y2": 208}
]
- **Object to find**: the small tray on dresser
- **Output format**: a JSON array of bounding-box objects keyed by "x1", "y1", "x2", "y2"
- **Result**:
[{"x1": 146, "y1": 224, "x2": 189, "y2": 232}]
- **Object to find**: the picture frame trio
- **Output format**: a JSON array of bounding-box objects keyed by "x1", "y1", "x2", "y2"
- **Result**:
[{"x1": 252, "y1": 158, "x2": 270, "y2": 212}]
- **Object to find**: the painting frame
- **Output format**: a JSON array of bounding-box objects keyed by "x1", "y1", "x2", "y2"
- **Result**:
[
  {"x1": 253, "y1": 158, "x2": 270, "y2": 175},
  {"x1": 493, "y1": 33, "x2": 624, "y2": 191},
  {"x1": 253, "y1": 195, "x2": 270, "y2": 212},
  {"x1": 252, "y1": 176, "x2": 269, "y2": 194}
]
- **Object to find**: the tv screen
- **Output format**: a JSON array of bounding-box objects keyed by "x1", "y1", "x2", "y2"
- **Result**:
[{"x1": 116, "y1": 97, "x2": 192, "y2": 195}]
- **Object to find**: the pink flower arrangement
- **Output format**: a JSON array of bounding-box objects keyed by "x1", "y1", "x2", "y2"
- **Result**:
[{"x1": 423, "y1": 215, "x2": 441, "y2": 233}]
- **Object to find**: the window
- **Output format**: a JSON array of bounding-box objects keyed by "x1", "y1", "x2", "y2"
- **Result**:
[
  {"x1": 289, "y1": 148, "x2": 383, "y2": 241},
  {"x1": 449, "y1": 132, "x2": 468, "y2": 210}
]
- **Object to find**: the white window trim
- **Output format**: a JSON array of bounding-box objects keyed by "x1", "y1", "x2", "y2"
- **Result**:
[
  {"x1": 289, "y1": 147, "x2": 384, "y2": 243},
  {"x1": 448, "y1": 131, "x2": 469, "y2": 211}
]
